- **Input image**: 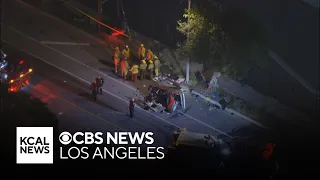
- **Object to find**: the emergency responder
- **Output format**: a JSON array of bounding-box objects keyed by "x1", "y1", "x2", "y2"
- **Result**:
[
  {"x1": 95, "y1": 76, "x2": 104, "y2": 94},
  {"x1": 120, "y1": 58, "x2": 130, "y2": 80},
  {"x1": 146, "y1": 48, "x2": 154, "y2": 62},
  {"x1": 122, "y1": 45, "x2": 131, "y2": 60},
  {"x1": 90, "y1": 80, "x2": 98, "y2": 101},
  {"x1": 138, "y1": 44, "x2": 146, "y2": 60},
  {"x1": 129, "y1": 98, "x2": 135, "y2": 118},
  {"x1": 147, "y1": 59, "x2": 154, "y2": 80},
  {"x1": 114, "y1": 47, "x2": 121, "y2": 73},
  {"x1": 139, "y1": 59, "x2": 147, "y2": 80},
  {"x1": 130, "y1": 64, "x2": 139, "y2": 82},
  {"x1": 154, "y1": 55, "x2": 160, "y2": 78}
]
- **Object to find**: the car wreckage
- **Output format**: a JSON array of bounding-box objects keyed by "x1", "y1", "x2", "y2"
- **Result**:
[{"x1": 144, "y1": 85, "x2": 186, "y2": 114}]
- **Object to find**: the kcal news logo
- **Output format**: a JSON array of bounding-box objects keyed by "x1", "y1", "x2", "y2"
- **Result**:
[
  {"x1": 59, "y1": 131, "x2": 165, "y2": 160},
  {"x1": 16, "y1": 127, "x2": 53, "y2": 164}
]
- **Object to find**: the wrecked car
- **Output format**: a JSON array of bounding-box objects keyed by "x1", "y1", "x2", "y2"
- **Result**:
[{"x1": 144, "y1": 85, "x2": 186, "y2": 113}]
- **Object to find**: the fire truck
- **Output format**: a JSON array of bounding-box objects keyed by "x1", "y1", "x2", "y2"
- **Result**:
[{"x1": 0, "y1": 50, "x2": 33, "y2": 92}]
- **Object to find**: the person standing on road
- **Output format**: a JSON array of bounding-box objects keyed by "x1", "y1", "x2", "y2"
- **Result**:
[
  {"x1": 130, "y1": 64, "x2": 139, "y2": 82},
  {"x1": 154, "y1": 55, "x2": 160, "y2": 78},
  {"x1": 120, "y1": 58, "x2": 130, "y2": 80},
  {"x1": 139, "y1": 59, "x2": 147, "y2": 80},
  {"x1": 90, "y1": 80, "x2": 98, "y2": 101},
  {"x1": 114, "y1": 47, "x2": 121, "y2": 73},
  {"x1": 122, "y1": 45, "x2": 131, "y2": 60},
  {"x1": 129, "y1": 98, "x2": 135, "y2": 118},
  {"x1": 138, "y1": 44, "x2": 146, "y2": 60},
  {"x1": 95, "y1": 76, "x2": 104, "y2": 94},
  {"x1": 147, "y1": 59, "x2": 154, "y2": 80}
]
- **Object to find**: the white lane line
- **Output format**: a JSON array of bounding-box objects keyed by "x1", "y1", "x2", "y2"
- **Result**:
[
  {"x1": 3, "y1": 40, "x2": 186, "y2": 133},
  {"x1": 40, "y1": 41, "x2": 90, "y2": 46},
  {"x1": 5, "y1": 27, "x2": 233, "y2": 138},
  {"x1": 3, "y1": 40, "x2": 233, "y2": 139},
  {"x1": 27, "y1": 83, "x2": 126, "y2": 131},
  {"x1": 8, "y1": 26, "x2": 137, "y2": 91}
]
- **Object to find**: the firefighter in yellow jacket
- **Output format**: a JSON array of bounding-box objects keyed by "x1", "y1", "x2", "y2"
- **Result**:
[
  {"x1": 120, "y1": 58, "x2": 130, "y2": 80},
  {"x1": 130, "y1": 64, "x2": 139, "y2": 82},
  {"x1": 154, "y1": 55, "x2": 160, "y2": 77},
  {"x1": 138, "y1": 44, "x2": 146, "y2": 60},
  {"x1": 114, "y1": 47, "x2": 121, "y2": 73},
  {"x1": 146, "y1": 49, "x2": 153, "y2": 61},
  {"x1": 147, "y1": 60, "x2": 154, "y2": 80},
  {"x1": 122, "y1": 45, "x2": 131, "y2": 59},
  {"x1": 139, "y1": 59, "x2": 147, "y2": 80}
]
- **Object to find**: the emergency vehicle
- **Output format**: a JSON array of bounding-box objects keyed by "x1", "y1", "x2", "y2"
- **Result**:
[
  {"x1": 0, "y1": 50, "x2": 33, "y2": 92},
  {"x1": 164, "y1": 129, "x2": 232, "y2": 174},
  {"x1": 166, "y1": 129, "x2": 280, "y2": 177},
  {"x1": 144, "y1": 85, "x2": 186, "y2": 113},
  {"x1": 168, "y1": 129, "x2": 230, "y2": 155}
]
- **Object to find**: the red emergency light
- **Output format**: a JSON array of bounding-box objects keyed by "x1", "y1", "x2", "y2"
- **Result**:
[{"x1": 112, "y1": 29, "x2": 125, "y2": 37}]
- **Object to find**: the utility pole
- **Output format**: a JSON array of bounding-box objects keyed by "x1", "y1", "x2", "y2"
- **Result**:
[
  {"x1": 185, "y1": 0, "x2": 191, "y2": 84},
  {"x1": 97, "y1": 0, "x2": 102, "y2": 32},
  {"x1": 116, "y1": 0, "x2": 120, "y2": 17}
]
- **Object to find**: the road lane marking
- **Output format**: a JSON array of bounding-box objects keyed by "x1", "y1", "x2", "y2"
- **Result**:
[
  {"x1": 7, "y1": 2, "x2": 242, "y2": 135},
  {"x1": 28, "y1": 83, "x2": 127, "y2": 131},
  {"x1": 7, "y1": 26, "x2": 138, "y2": 91},
  {"x1": 1, "y1": 40, "x2": 200, "y2": 135},
  {"x1": 40, "y1": 41, "x2": 90, "y2": 46},
  {"x1": 3, "y1": 28, "x2": 233, "y2": 138}
]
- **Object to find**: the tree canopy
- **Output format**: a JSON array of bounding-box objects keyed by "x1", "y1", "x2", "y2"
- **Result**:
[{"x1": 177, "y1": 5, "x2": 268, "y2": 80}]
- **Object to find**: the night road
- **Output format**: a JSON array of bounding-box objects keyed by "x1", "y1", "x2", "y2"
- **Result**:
[
  {"x1": 1, "y1": 0, "x2": 269, "y2": 144},
  {"x1": 2, "y1": 43, "x2": 176, "y2": 147},
  {"x1": 2, "y1": 0, "x2": 319, "y2": 177}
]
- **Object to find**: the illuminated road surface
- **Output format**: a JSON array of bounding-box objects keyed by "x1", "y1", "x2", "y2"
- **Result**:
[
  {"x1": 2, "y1": 0, "x2": 268, "y2": 145},
  {"x1": 3, "y1": 44, "x2": 176, "y2": 147}
]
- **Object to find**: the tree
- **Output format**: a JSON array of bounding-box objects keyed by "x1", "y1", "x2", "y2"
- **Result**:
[
  {"x1": 176, "y1": 5, "x2": 268, "y2": 80},
  {"x1": 220, "y1": 7, "x2": 269, "y2": 80},
  {"x1": 176, "y1": 6, "x2": 228, "y2": 73}
]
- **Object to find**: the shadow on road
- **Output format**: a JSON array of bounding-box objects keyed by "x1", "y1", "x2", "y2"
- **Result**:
[
  {"x1": 99, "y1": 59, "x2": 113, "y2": 68},
  {"x1": 78, "y1": 92, "x2": 119, "y2": 112},
  {"x1": 1, "y1": 92, "x2": 59, "y2": 165}
]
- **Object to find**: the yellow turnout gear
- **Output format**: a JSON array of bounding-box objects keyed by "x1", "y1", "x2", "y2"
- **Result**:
[{"x1": 154, "y1": 58, "x2": 160, "y2": 77}]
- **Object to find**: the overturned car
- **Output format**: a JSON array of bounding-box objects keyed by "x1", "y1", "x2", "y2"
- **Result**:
[{"x1": 144, "y1": 85, "x2": 186, "y2": 113}]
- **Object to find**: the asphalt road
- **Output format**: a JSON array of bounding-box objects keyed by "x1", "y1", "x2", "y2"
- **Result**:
[
  {"x1": 3, "y1": 43, "x2": 177, "y2": 147},
  {"x1": 2, "y1": 0, "x2": 268, "y2": 145}
]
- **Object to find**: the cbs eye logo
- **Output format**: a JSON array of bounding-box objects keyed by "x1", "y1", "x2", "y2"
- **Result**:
[{"x1": 59, "y1": 132, "x2": 72, "y2": 145}]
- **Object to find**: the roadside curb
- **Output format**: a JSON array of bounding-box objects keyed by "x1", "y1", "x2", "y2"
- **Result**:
[{"x1": 191, "y1": 90, "x2": 268, "y2": 129}]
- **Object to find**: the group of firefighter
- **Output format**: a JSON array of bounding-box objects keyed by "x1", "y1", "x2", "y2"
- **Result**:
[
  {"x1": 90, "y1": 43, "x2": 161, "y2": 101},
  {"x1": 114, "y1": 44, "x2": 161, "y2": 82}
]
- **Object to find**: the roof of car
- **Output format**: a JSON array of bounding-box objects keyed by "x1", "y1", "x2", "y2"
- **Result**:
[{"x1": 157, "y1": 85, "x2": 181, "y2": 94}]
